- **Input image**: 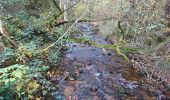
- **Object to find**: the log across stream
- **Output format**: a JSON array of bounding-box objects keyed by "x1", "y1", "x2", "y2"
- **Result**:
[{"x1": 52, "y1": 23, "x2": 170, "y2": 100}]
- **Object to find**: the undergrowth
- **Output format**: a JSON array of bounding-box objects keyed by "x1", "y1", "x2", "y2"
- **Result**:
[
  {"x1": 0, "y1": 9, "x2": 68, "y2": 99},
  {"x1": 84, "y1": 0, "x2": 170, "y2": 85}
]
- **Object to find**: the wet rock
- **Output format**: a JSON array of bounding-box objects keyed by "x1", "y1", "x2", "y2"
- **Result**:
[
  {"x1": 79, "y1": 69, "x2": 84, "y2": 74},
  {"x1": 52, "y1": 91, "x2": 65, "y2": 100},
  {"x1": 158, "y1": 95, "x2": 167, "y2": 100},
  {"x1": 107, "y1": 52, "x2": 112, "y2": 56},
  {"x1": 90, "y1": 86, "x2": 98, "y2": 92},
  {"x1": 92, "y1": 48, "x2": 96, "y2": 51},
  {"x1": 64, "y1": 86, "x2": 75, "y2": 97},
  {"x1": 104, "y1": 95, "x2": 115, "y2": 100},
  {"x1": 64, "y1": 71, "x2": 70, "y2": 80},
  {"x1": 105, "y1": 35, "x2": 117, "y2": 44},
  {"x1": 50, "y1": 75, "x2": 61, "y2": 84},
  {"x1": 72, "y1": 44, "x2": 77, "y2": 47}
]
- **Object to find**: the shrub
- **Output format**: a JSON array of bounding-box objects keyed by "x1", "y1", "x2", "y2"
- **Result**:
[{"x1": 0, "y1": 64, "x2": 54, "y2": 99}]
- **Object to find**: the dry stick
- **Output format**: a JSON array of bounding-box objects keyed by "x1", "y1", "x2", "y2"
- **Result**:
[{"x1": 41, "y1": 8, "x2": 88, "y2": 52}]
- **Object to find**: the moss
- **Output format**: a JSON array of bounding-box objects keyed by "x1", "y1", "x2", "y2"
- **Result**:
[
  {"x1": 70, "y1": 37, "x2": 138, "y2": 61},
  {"x1": 95, "y1": 43, "x2": 138, "y2": 61},
  {"x1": 70, "y1": 37, "x2": 96, "y2": 45}
]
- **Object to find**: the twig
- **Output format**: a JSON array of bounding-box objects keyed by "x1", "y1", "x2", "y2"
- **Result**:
[
  {"x1": 55, "y1": 0, "x2": 80, "y2": 19},
  {"x1": 41, "y1": 7, "x2": 88, "y2": 52}
]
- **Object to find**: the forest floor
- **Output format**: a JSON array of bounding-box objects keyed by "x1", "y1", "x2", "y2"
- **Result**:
[{"x1": 51, "y1": 23, "x2": 170, "y2": 100}]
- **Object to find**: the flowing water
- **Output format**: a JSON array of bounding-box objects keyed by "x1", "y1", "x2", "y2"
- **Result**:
[{"x1": 52, "y1": 23, "x2": 170, "y2": 100}]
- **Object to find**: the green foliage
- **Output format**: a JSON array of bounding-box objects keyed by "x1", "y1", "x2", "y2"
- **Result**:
[
  {"x1": 0, "y1": 64, "x2": 53, "y2": 100},
  {"x1": 0, "y1": 48, "x2": 15, "y2": 65},
  {"x1": 0, "y1": 0, "x2": 28, "y2": 4},
  {"x1": 4, "y1": 12, "x2": 67, "y2": 44},
  {"x1": 0, "y1": 44, "x2": 58, "y2": 99},
  {"x1": 0, "y1": 1, "x2": 68, "y2": 98},
  {"x1": 48, "y1": 49, "x2": 61, "y2": 66}
]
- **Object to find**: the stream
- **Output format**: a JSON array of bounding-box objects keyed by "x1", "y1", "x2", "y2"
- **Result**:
[{"x1": 52, "y1": 23, "x2": 170, "y2": 100}]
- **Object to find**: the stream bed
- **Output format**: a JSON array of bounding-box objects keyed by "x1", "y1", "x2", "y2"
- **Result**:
[{"x1": 52, "y1": 23, "x2": 170, "y2": 100}]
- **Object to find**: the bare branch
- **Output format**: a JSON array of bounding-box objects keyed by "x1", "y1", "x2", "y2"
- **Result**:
[{"x1": 41, "y1": 7, "x2": 88, "y2": 52}]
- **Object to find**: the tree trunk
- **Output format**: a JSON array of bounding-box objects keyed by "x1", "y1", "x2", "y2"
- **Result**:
[
  {"x1": 64, "y1": 0, "x2": 68, "y2": 21},
  {"x1": 59, "y1": 0, "x2": 62, "y2": 9},
  {"x1": 0, "y1": 16, "x2": 3, "y2": 34},
  {"x1": 0, "y1": 16, "x2": 5, "y2": 51}
]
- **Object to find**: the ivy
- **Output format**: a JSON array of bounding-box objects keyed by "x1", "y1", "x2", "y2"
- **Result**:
[{"x1": 0, "y1": 64, "x2": 53, "y2": 100}]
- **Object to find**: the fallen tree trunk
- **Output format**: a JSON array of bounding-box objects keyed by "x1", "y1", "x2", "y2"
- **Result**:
[{"x1": 53, "y1": 17, "x2": 115, "y2": 27}]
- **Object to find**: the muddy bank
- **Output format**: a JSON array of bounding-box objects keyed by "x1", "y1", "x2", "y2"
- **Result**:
[{"x1": 52, "y1": 23, "x2": 170, "y2": 100}]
